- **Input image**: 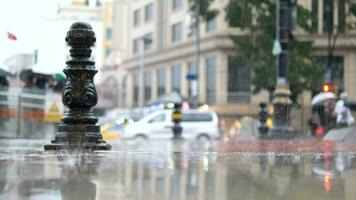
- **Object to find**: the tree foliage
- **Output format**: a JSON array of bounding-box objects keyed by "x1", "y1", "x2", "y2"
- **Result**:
[
  {"x1": 225, "y1": 0, "x2": 327, "y2": 102},
  {"x1": 191, "y1": 0, "x2": 329, "y2": 103},
  {"x1": 188, "y1": 0, "x2": 218, "y2": 21},
  {"x1": 187, "y1": 0, "x2": 356, "y2": 104}
]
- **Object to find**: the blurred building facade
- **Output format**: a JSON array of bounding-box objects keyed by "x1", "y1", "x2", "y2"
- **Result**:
[
  {"x1": 110, "y1": 0, "x2": 265, "y2": 116},
  {"x1": 297, "y1": 0, "x2": 356, "y2": 101},
  {"x1": 108, "y1": 0, "x2": 356, "y2": 116}
]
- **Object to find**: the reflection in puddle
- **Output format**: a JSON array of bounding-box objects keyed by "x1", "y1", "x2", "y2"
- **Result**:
[{"x1": 0, "y1": 140, "x2": 356, "y2": 199}]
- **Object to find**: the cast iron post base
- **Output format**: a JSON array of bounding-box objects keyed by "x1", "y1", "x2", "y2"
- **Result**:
[{"x1": 44, "y1": 125, "x2": 111, "y2": 151}]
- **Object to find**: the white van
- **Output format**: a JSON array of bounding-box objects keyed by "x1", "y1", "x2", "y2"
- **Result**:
[{"x1": 122, "y1": 110, "x2": 220, "y2": 140}]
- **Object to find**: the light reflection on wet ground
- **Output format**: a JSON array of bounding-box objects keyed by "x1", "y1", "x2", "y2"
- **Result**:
[{"x1": 0, "y1": 139, "x2": 356, "y2": 200}]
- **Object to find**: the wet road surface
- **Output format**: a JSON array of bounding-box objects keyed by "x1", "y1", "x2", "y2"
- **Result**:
[{"x1": 0, "y1": 139, "x2": 356, "y2": 200}]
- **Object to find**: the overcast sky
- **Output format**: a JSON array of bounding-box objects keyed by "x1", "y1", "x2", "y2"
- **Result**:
[
  {"x1": 0, "y1": 0, "x2": 60, "y2": 62},
  {"x1": 0, "y1": 0, "x2": 103, "y2": 75}
]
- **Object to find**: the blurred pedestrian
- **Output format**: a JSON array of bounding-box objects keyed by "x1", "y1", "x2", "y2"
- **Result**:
[
  {"x1": 53, "y1": 73, "x2": 65, "y2": 93},
  {"x1": 335, "y1": 92, "x2": 354, "y2": 127},
  {"x1": 323, "y1": 98, "x2": 337, "y2": 132},
  {"x1": 308, "y1": 106, "x2": 322, "y2": 137},
  {"x1": 228, "y1": 119, "x2": 241, "y2": 140},
  {"x1": 219, "y1": 119, "x2": 227, "y2": 141}
]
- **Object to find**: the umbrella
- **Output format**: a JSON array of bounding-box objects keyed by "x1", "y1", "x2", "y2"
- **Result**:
[
  {"x1": 311, "y1": 92, "x2": 336, "y2": 106},
  {"x1": 0, "y1": 68, "x2": 12, "y2": 77},
  {"x1": 20, "y1": 69, "x2": 35, "y2": 82},
  {"x1": 55, "y1": 73, "x2": 66, "y2": 82},
  {"x1": 0, "y1": 64, "x2": 13, "y2": 77}
]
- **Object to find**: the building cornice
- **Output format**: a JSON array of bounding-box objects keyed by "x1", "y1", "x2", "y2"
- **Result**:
[{"x1": 295, "y1": 33, "x2": 356, "y2": 50}]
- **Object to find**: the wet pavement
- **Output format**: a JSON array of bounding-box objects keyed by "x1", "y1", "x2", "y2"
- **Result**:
[{"x1": 0, "y1": 139, "x2": 356, "y2": 200}]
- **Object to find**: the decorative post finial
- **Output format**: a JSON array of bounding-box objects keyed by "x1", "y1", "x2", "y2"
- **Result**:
[{"x1": 45, "y1": 22, "x2": 111, "y2": 151}]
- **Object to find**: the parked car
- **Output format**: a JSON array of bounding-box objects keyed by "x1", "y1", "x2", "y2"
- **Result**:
[{"x1": 122, "y1": 109, "x2": 220, "y2": 140}]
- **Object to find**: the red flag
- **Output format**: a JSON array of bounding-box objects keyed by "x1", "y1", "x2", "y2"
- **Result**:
[{"x1": 7, "y1": 32, "x2": 17, "y2": 41}]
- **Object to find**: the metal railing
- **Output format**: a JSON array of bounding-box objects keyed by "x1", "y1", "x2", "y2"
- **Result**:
[{"x1": 0, "y1": 87, "x2": 60, "y2": 138}]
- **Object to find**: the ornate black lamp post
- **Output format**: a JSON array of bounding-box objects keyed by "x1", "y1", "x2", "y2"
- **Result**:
[{"x1": 45, "y1": 22, "x2": 111, "y2": 150}]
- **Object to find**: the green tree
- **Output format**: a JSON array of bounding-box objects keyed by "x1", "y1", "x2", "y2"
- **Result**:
[
  {"x1": 225, "y1": 0, "x2": 326, "y2": 102},
  {"x1": 190, "y1": 0, "x2": 326, "y2": 103},
  {"x1": 188, "y1": 0, "x2": 218, "y2": 21}
]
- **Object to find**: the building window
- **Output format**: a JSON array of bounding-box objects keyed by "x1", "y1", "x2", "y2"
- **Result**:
[
  {"x1": 133, "y1": 73, "x2": 139, "y2": 107},
  {"x1": 323, "y1": 0, "x2": 333, "y2": 33},
  {"x1": 311, "y1": 0, "x2": 318, "y2": 33},
  {"x1": 106, "y1": 28, "x2": 112, "y2": 39},
  {"x1": 145, "y1": 3, "x2": 154, "y2": 23},
  {"x1": 206, "y1": 17, "x2": 217, "y2": 33},
  {"x1": 188, "y1": 26, "x2": 197, "y2": 38},
  {"x1": 157, "y1": 68, "x2": 166, "y2": 96},
  {"x1": 227, "y1": 57, "x2": 251, "y2": 103},
  {"x1": 338, "y1": 0, "x2": 345, "y2": 33},
  {"x1": 133, "y1": 38, "x2": 140, "y2": 54},
  {"x1": 149, "y1": 114, "x2": 166, "y2": 123},
  {"x1": 172, "y1": 22, "x2": 182, "y2": 42},
  {"x1": 188, "y1": 61, "x2": 198, "y2": 96},
  {"x1": 87, "y1": 0, "x2": 97, "y2": 7},
  {"x1": 122, "y1": 75, "x2": 127, "y2": 107},
  {"x1": 133, "y1": 9, "x2": 141, "y2": 27},
  {"x1": 205, "y1": 57, "x2": 216, "y2": 104},
  {"x1": 313, "y1": 56, "x2": 344, "y2": 91},
  {"x1": 172, "y1": 0, "x2": 183, "y2": 11},
  {"x1": 144, "y1": 33, "x2": 153, "y2": 50},
  {"x1": 144, "y1": 71, "x2": 152, "y2": 102},
  {"x1": 172, "y1": 64, "x2": 182, "y2": 94}
]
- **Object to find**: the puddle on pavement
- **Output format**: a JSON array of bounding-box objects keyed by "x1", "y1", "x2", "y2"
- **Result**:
[{"x1": 0, "y1": 140, "x2": 356, "y2": 200}]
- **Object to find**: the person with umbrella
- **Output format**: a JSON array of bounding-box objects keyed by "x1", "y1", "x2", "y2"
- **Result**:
[
  {"x1": 53, "y1": 73, "x2": 65, "y2": 93},
  {"x1": 308, "y1": 92, "x2": 337, "y2": 137}
]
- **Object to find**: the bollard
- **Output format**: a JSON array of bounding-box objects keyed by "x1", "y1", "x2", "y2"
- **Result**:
[
  {"x1": 258, "y1": 102, "x2": 269, "y2": 138},
  {"x1": 44, "y1": 22, "x2": 111, "y2": 151},
  {"x1": 172, "y1": 103, "x2": 183, "y2": 139},
  {"x1": 269, "y1": 85, "x2": 294, "y2": 139}
]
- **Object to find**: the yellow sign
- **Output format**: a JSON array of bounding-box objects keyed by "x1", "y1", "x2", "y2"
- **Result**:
[
  {"x1": 44, "y1": 93, "x2": 63, "y2": 123},
  {"x1": 49, "y1": 104, "x2": 59, "y2": 113},
  {"x1": 172, "y1": 112, "x2": 183, "y2": 121}
]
